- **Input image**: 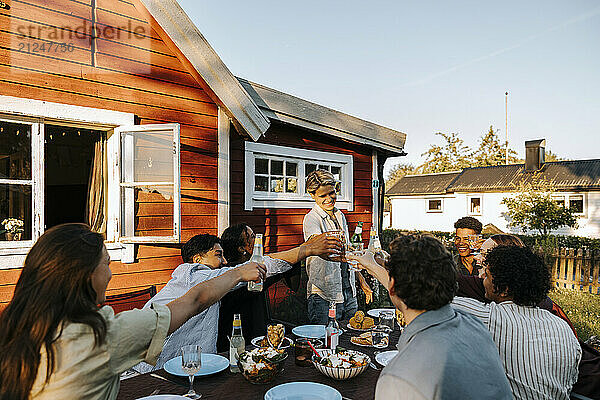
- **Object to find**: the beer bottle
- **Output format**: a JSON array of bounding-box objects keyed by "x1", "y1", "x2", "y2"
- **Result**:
[
  {"x1": 247, "y1": 234, "x2": 264, "y2": 292},
  {"x1": 229, "y1": 314, "x2": 245, "y2": 372},
  {"x1": 350, "y1": 221, "x2": 363, "y2": 244}
]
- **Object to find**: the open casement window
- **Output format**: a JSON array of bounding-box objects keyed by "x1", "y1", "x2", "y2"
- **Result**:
[{"x1": 117, "y1": 124, "x2": 181, "y2": 244}]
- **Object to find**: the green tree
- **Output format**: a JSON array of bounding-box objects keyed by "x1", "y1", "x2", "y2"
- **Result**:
[
  {"x1": 473, "y1": 125, "x2": 519, "y2": 166},
  {"x1": 501, "y1": 178, "x2": 579, "y2": 236},
  {"x1": 385, "y1": 163, "x2": 415, "y2": 189},
  {"x1": 545, "y1": 150, "x2": 567, "y2": 162},
  {"x1": 417, "y1": 132, "x2": 472, "y2": 174}
]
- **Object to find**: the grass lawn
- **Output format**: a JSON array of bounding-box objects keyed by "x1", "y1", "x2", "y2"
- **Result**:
[{"x1": 549, "y1": 288, "x2": 600, "y2": 342}]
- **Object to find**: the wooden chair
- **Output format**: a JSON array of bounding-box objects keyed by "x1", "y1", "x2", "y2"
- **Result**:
[{"x1": 104, "y1": 286, "x2": 157, "y2": 314}]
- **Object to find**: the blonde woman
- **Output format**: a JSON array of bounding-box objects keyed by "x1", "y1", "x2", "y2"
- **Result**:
[{"x1": 303, "y1": 169, "x2": 372, "y2": 324}]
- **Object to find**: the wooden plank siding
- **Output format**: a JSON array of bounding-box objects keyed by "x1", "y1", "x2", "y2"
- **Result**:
[
  {"x1": 229, "y1": 123, "x2": 374, "y2": 254},
  {"x1": 0, "y1": 0, "x2": 218, "y2": 308}
]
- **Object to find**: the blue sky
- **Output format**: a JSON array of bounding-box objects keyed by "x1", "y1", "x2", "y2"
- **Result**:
[{"x1": 178, "y1": 0, "x2": 600, "y2": 176}]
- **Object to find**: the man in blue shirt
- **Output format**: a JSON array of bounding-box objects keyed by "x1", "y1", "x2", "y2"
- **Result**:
[{"x1": 349, "y1": 235, "x2": 512, "y2": 400}]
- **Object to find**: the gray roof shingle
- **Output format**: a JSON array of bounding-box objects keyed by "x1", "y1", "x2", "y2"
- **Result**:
[{"x1": 386, "y1": 159, "x2": 600, "y2": 195}]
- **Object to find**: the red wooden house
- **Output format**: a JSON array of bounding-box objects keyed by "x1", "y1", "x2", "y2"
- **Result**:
[{"x1": 0, "y1": 0, "x2": 406, "y2": 310}]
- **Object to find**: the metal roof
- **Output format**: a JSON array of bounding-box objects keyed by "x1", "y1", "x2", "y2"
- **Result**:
[
  {"x1": 386, "y1": 159, "x2": 600, "y2": 196},
  {"x1": 238, "y1": 78, "x2": 407, "y2": 155},
  {"x1": 386, "y1": 171, "x2": 461, "y2": 195}
]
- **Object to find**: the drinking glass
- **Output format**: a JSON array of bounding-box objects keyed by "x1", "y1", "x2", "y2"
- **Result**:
[
  {"x1": 181, "y1": 345, "x2": 202, "y2": 399},
  {"x1": 326, "y1": 230, "x2": 346, "y2": 260},
  {"x1": 378, "y1": 310, "x2": 395, "y2": 332},
  {"x1": 372, "y1": 328, "x2": 389, "y2": 349},
  {"x1": 466, "y1": 234, "x2": 483, "y2": 256},
  {"x1": 347, "y1": 242, "x2": 364, "y2": 272}
]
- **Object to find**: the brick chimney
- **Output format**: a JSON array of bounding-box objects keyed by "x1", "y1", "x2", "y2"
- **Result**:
[{"x1": 525, "y1": 139, "x2": 545, "y2": 171}]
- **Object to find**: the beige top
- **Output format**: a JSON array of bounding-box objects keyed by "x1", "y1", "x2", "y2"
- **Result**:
[{"x1": 31, "y1": 304, "x2": 170, "y2": 400}]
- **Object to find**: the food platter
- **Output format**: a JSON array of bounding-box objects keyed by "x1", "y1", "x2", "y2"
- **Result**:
[{"x1": 251, "y1": 336, "x2": 293, "y2": 350}]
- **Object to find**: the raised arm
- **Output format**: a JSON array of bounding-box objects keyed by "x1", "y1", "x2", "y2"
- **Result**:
[
  {"x1": 346, "y1": 250, "x2": 390, "y2": 288},
  {"x1": 165, "y1": 262, "x2": 265, "y2": 334},
  {"x1": 268, "y1": 233, "x2": 342, "y2": 264}
]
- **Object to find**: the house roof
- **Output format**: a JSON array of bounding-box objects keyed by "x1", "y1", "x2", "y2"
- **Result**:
[
  {"x1": 387, "y1": 171, "x2": 461, "y2": 195},
  {"x1": 386, "y1": 159, "x2": 600, "y2": 196},
  {"x1": 137, "y1": 0, "x2": 270, "y2": 141},
  {"x1": 238, "y1": 78, "x2": 407, "y2": 155}
]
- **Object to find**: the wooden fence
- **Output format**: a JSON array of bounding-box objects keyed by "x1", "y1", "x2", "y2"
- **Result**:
[{"x1": 545, "y1": 248, "x2": 600, "y2": 294}]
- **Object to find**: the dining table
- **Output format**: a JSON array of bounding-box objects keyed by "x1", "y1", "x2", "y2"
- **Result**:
[{"x1": 117, "y1": 318, "x2": 403, "y2": 400}]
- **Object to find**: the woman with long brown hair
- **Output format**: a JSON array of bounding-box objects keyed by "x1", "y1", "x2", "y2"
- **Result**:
[{"x1": 0, "y1": 223, "x2": 265, "y2": 399}]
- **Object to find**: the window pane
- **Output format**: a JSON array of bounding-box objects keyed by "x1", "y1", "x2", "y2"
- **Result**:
[
  {"x1": 286, "y1": 178, "x2": 298, "y2": 193},
  {"x1": 331, "y1": 166, "x2": 341, "y2": 181},
  {"x1": 428, "y1": 199, "x2": 442, "y2": 211},
  {"x1": 470, "y1": 198, "x2": 481, "y2": 214},
  {"x1": 270, "y1": 177, "x2": 284, "y2": 193},
  {"x1": 286, "y1": 162, "x2": 297, "y2": 177},
  {"x1": 318, "y1": 165, "x2": 330, "y2": 171},
  {"x1": 569, "y1": 196, "x2": 584, "y2": 213},
  {"x1": 255, "y1": 176, "x2": 268, "y2": 192},
  {"x1": 0, "y1": 183, "x2": 32, "y2": 241},
  {"x1": 122, "y1": 185, "x2": 173, "y2": 237},
  {"x1": 121, "y1": 130, "x2": 173, "y2": 183},
  {"x1": 554, "y1": 198, "x2": 565, "y2": 207},
  {"x1": 255, "y1": 158, "x2": 268, "y2": 175},
  {"x1": 271, "y1": 160, "x2": 284, "y2": 176},
  {"x1": 305, "y1": 164, "x2": 316, "y2": 175},
  {"x1": 0, "y1": 121, "x2": 32, "y2": 180}
]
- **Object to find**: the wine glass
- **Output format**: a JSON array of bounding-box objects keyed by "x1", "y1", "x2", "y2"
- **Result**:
[
  {"x1": 466, "y1": 234, "x2": 483, "y2": 256},
  {"x1": 346, "y1": 242, "x2": 364, "y2": 271},
  {"x1": 181, "y1": 345, "x2": 202, "y2": 399}
]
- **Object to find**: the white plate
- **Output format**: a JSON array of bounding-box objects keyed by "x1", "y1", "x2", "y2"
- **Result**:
[
  {"x1": 163, "y1": 354, "x2": 228, "y2": 377},
  {"x1": 251, "y1": 335, "x2": 293, "y2": 349},
  {"x1": 292, "y1": 324, "x2": 326, "y2": 338},
  {"x1": 367, "y1": 308, "x2": 396, "y2": 318},
  {"x1": 265, "y1": 382, "x2": 342, "y2": 400},
  {"x1": 375, "y1": 350, "x2": 398, "y2": 367},
  {"x1": 136, "y1": 395, "x2": 188, "y2": 400}
]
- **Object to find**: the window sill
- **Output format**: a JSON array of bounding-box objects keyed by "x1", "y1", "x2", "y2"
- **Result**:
[
  {"x1": 0, "y1": 241, "x2": 127, "y2": 269},
  {"x1": 246, "y1": 199, "x2": 353, "y2": 211}
]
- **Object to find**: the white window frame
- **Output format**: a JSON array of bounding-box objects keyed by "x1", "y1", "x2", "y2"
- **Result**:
[
  {"x1": 0, "y1": 95, "x2": 180, "y2": 267},
  {"x1": 467, "y1": 195, "x2": 482, "y2": 216},
  {"x1": 115, "y1": 124, "x2": 181, "y2": 244},
  {"x1": 245, "y1": 142, "x2": 353, "y2": 211},
  {"x1": 426, "y1": 198, "x2": 443, "y2": 213},
  {"x1": 551, "y1": 193, "x2": 586, "y2": 216}
]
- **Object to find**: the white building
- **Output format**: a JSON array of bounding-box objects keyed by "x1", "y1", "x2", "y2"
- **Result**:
[{"x1": 387, "y1": 140, "x2": 600, "y2": 238}]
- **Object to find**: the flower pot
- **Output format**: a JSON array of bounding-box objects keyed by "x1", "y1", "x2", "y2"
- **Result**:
[{"x1": 6, "y1": 232, "x2": 22, "y2": 241}]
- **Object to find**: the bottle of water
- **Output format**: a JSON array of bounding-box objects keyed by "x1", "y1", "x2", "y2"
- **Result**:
[
  {"x1": 247, "y1": 234, "x2": 264, "y2": 292},
  {"x1": 229, "y1": 314, "x2": 245, "y2": 373},
  {"x1": 325, "y1": 302, "x2": 340, "y2": 350}
]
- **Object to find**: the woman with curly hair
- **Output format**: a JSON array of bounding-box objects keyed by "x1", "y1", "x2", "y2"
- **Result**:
[{"x1": 0, "y1": 223, "x2": 265, "y2": 400}]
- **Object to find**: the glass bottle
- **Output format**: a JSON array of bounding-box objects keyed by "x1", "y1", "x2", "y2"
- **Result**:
[
  {"x1": 350, "y1": 221, "x2": 363, "y2": 244},
  {"x1": 247, "y1": 233, "x2": 264, "y2": 292},
  {"x1": 325, "y1": 302, "x2": 340, "y2": 350},
  {"x1": 368, "y1": 227, "x2": 382, "y2": 253},
  {"x1": 229, "y1": 313, "x2": 245, "y2": 373}
]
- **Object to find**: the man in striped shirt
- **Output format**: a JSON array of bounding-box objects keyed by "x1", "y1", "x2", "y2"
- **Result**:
[{"x1": 452, "y1": 245, "x2": 581, "y2": 400}]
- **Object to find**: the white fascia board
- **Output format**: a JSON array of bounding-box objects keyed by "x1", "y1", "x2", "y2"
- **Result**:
[
  {"x1": 0, "y1": 95, "x2": 134, "y2": 126},
  {"x1": 137, "y1": 0, "x2": 270, "y2": 141}
]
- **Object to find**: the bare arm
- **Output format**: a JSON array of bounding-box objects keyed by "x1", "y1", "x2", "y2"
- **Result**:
[
  {"x1": 347, "y1": 251, "x2": 390, "y2": 288},
  {"x1": 268, "y1": 233, "x2": 342, "y2": 264},
  {"x1": 165, "y1": 262, "x2": 265, "y2": 334}
]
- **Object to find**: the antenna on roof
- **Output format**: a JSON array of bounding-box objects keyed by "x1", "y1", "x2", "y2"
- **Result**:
[{"x1": 505, "y1": 91, "x2": 509, "y2": 165}]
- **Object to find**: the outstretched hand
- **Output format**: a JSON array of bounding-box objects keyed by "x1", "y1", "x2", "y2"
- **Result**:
[
  {"x1": 304, "y1": 232, "x2": 343, "y2": 259},
  {"x1": 236, "y1": 261, "x2": 267, "y2": 283}
]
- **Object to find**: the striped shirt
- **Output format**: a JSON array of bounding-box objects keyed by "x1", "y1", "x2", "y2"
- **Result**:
[{"x1": 452, "y1": 297, "x2": 582, "y2": 400}]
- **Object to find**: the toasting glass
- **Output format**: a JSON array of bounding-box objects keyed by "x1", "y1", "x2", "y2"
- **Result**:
[{"x1": 181, "y1": 345, "x2": 202, "y2": 399}]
